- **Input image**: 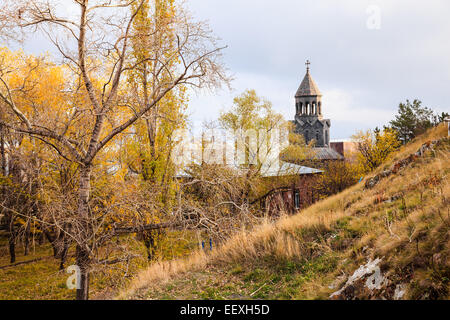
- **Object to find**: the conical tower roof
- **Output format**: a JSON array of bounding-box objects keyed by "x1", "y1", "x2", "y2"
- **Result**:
[{"x1": 295, "y1": 62, "x2": 321, "y2": 97}]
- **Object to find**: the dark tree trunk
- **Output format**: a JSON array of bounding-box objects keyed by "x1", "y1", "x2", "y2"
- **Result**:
[
  {"x1": 75, "y1": 164, "x2": 92, "y2": 300},
  {"x1": 43, "y1": 228, "x2": 59, "y2": 257},
  {"x1": 59, "y1": 228, "x2": 71, "y2": 270},
  {"x1": 76, "y1": 245, "x2": 90, "y2": 300},
  {"x1": 59, "y1": 242, "x2": 69, "y2": 270},
  {"x1": 38, "y1": 232, "x2": 44, "y2": 245},
  {"x1": 54, "y1": 232, "x2": 65, "y2": 259},
  {"x1": 143, "y1": 231, "x2": 157, "y2": 261},
  {"x1": 24, "y1": 221, "x2": 30, "y2": 256},
  {"x1": 8, "y1": 223, "x2": 16, "y2": 264},
  {"x1": 0, "y1": 126, "x2": 5, "y2": 177}
]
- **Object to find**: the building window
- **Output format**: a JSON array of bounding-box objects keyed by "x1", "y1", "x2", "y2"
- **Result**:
[{"x1": 294, "y1": 191, "x2": 300, "y2": 208}]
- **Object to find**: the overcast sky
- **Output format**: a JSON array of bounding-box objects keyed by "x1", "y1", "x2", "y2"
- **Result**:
[
  {"x1": 17, "y1": 0, "x2": 450, "y2": 140},
  {"x1": 184, "y1": 0, "x2": 450, "y2": 139}
]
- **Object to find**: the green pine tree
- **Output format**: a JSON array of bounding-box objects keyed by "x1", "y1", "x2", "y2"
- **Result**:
[{"x1": 390, "y1": 99, "x2": 435, "y2": 144}]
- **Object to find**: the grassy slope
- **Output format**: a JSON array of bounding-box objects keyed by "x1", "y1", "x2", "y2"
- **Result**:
[{"x1": 121, "y1": 124, "x2": 449, "y2": 300}]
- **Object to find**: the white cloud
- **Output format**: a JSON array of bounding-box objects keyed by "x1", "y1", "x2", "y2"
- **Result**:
[
  {"x1": 16, "y1": 0, "x2": 450, "y2": 139},
  {"x1": 188, "y1": 71, "x2": 295, "y2": 128},
  {"x1": 185, "y1": 0, "x2": 450, "y2": 138},
  {"x1": 323, "y1": 89, "x2": 395, "y2": 126}
]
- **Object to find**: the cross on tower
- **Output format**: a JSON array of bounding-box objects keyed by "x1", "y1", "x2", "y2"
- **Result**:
[{"x1": 305, "y1": 60, "x2": 311, "y2": 72}]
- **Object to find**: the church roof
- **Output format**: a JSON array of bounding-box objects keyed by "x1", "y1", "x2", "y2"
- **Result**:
[
  {"x1": 312, "y1": 147, "x2": 344, "y2": 160},
  {"x1": 295, "y1": 69, "x2": 322, "y2": 97}
]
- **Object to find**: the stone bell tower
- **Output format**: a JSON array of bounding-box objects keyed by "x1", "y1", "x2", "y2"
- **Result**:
[{"x1": 294, "y1": 60, "x2": 331, "y2": 147}]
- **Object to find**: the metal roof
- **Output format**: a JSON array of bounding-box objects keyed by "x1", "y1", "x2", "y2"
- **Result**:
[
  {"x1": 260, "y1": 161, "x2": 322, "y2": 177},
  {"x1": 175, "y1": 161, "x2": 322, "y2": 179}
]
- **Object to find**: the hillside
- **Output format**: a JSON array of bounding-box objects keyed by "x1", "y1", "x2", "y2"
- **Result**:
[{"x1": 120, "y1": 124, "x2": 449, "y2": 300}]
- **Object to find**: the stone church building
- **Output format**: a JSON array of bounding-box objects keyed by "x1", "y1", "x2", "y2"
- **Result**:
[
  {"x1": 292, "y1": 61, "x2": 343, "y2": 161},
  {"x1": 293, "y1": 61, "x2": 329, "y2": 147},
  {"x1": 257, "y1": 61, "x2": 347, "y2": 215}
]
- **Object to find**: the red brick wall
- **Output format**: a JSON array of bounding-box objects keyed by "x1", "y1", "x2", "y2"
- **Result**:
[
  {"x1": 261, "y1": 174, "x2": 319, "y2": 215},
  {"x1": 331, "y1": 141, "x2": 357, "y2": 159},
  {"x1": 330, "y1": 142, "x2": 344, "y2": 156}
]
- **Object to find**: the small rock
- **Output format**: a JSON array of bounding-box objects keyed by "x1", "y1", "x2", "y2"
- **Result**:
[
  {"x1": 393, "y1": 283, "x2": 407, "y2": 300},
  {"x1": 330, "y1": 257, "x2": 386, "y2": 299}
]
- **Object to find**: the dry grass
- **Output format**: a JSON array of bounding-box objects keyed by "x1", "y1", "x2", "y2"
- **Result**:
[
  {"x1": 119, "y1": 192, "x2": 356, "y2": 299},
  {"x1": 375, "y1": 124, "x2": 447, "y2": 174},
  {"x1": 119, "y1": 123, "x2": 449, "y2": 300}
]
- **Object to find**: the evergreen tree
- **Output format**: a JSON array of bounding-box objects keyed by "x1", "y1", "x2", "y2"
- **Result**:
[
  {"x1": 436, "y1": 111, "x2": 450, "y2": 123},
  {"x1": 390, "y1": 99, "x2": 435, "y2": 144}
]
